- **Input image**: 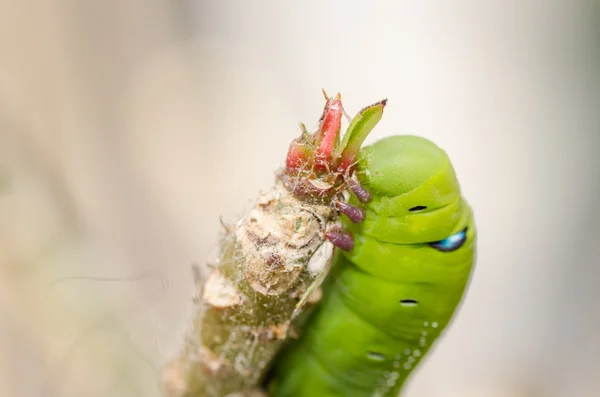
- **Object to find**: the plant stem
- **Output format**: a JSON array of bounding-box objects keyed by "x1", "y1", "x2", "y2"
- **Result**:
[{"x1": 162, "y1": 180, "x2": 335, "y2": 397}]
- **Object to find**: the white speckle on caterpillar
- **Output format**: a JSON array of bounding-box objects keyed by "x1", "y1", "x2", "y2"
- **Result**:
[
  {"x1": 386, "y1": 372, "x2": 399, "y2": 387},
  {"x1": 404, "y1": 348, "x2": 411, "y2": 355},
  {"x1": 421, "y1": 330, "x2": 428, "y2": 336},
  {"x1": 423, "y1": 321, "x2": 429, "y2": 327},
  {"x1": 431, "y1": 321, "x2": 439, "y2": 328},
  {"x1": 393, "y1": 361, "x2": 400, "y2": 368},
  {"x1": 419, "y1": 336, "x2": 427, "y2": 347},
  {"x1": 413, "y1": 349, "x2": 421, "y2": 357},
  {"x1": 407, "y1": 356, "x2": 416, "y2": 364},
  {"x1": 372, "y1": 370, "x2": 400, "y2": 396},
  {"x1": 403, "y1": 362, "x2": 412, "y2": 370}
]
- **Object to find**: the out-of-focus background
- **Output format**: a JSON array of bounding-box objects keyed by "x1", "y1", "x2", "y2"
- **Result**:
[{"x1": 1, "y1": 1, "x2": 599, "y2": 397}]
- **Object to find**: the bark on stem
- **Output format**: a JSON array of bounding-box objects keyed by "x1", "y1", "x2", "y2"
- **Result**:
[{"x1": 162, "y1": 178, "x2": 336, "y2": 397}]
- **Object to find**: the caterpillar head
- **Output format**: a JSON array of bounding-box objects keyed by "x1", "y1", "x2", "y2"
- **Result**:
[{"x1": 351, "y1": 135, "x2": 472, "y2": 244}]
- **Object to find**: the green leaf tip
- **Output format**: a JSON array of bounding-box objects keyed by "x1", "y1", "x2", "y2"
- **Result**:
[{"x1": 335, "y1": 98, "x2": 387, "y2": 173}]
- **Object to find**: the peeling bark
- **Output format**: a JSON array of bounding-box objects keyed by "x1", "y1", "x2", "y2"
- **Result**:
[{"x1": 162, "y1": 180, "x2": 336, "y2": 397}]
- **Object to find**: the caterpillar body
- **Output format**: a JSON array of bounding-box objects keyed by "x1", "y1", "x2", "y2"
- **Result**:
[{"x1": 272, "y1": 135, "x2": 477, "y2": 397}]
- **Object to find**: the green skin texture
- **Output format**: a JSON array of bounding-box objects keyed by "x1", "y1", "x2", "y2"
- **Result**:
[{"x1": 272, "y1": 135, "x2": 476, "y2": 397}]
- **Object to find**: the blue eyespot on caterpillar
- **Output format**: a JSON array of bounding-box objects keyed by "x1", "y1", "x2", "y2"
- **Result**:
[{"x1": 429, "y1": 227, "x2": 468, "y2": 252}]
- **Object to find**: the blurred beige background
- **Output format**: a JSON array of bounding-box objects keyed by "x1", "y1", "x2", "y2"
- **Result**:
[{"x1": 1, "y1": 1, "x2": 599, "y2": 397}]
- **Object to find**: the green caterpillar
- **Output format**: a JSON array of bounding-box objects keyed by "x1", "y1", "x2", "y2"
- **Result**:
[{"x1": 272, "y1": 135, "x2": 477, "y2": 396}]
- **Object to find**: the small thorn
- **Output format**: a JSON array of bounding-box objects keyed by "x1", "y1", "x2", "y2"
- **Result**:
[
  {"x1": 191, "y1": 263, "x2": 202, "y2": 284},
  {"x1": 334, "y1": 200, "x2": 366, "y2": 223},
  {"x1": 219, "y1": 216, "x2": 232, "y2": 233},
  {"x1": 299, "y1": 122, "x2": 308, "y2": 135},
  {"x1": 322, "y1": 88, "x2": 330, "y2": 101},
  {"x1": 348, "y1": 179, "x2": 371, "y2": 203},
  {"x1": 324, "y1": 228, "x2": 354, "y2": 251}
]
